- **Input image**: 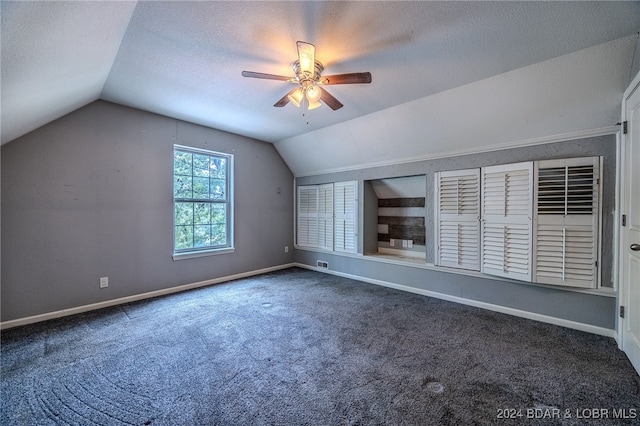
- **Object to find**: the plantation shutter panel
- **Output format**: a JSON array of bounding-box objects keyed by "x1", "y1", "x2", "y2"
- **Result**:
[
  {"x1": 334, "y1": 181, "x2": 357, "y2": 253},
  {"x1": 317, "y1": 184, "x2": 334, "y2": 250},
  {"x1": 435, "y1": 169, "x2": 481, "y2": 270},
  {"x1": 481, "y1": 162, "x2": 533, "y2": 281},
  {"x1": 297, "y1": 186, "x2": 319, "y2": 248},
  {"x1": 533, "y1": 157, "x2": 600, "y2": 288}
]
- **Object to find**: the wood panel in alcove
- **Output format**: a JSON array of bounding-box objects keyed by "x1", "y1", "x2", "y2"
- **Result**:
[{"x1": 377, "y1": 198, "x2": 425, "y2": 245}]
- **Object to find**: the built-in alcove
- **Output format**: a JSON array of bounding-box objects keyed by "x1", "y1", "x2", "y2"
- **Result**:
[{"x1": 363, "y1": 175, "x2": 426, "y2": 260}]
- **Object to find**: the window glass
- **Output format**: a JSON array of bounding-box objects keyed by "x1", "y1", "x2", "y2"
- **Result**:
[{"x1": 174, "y1": 146, "x2": 233, "y2": 255}]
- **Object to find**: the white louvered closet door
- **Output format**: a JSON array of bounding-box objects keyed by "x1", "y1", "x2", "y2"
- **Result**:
[
  {"x1": 317, "y1": 184, "x2": 334, "y2": 251},
  {"x1": 533, "y1": 157, "x2": 600, "y2": 288},
  {"x1": 334, "y1": 181, "x2": 357, "y2": 253},
  {"x1": 481, "y1": 162, "x2": 534, "y2": 281},
  {"x1": 435, "y1": 169, "x2": 481, "y2": 270},
  {"x1": 297, "y1": 186, "x2": 319, "y2": 248}
]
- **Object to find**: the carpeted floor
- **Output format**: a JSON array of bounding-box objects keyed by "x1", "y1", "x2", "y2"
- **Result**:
[{"x1": 1, "y1": 267, "x2": 639, "y2": 425}]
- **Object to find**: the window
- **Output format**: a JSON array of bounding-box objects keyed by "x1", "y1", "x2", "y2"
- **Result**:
[
  {"x1": 434, "y1": 157, "x2": 601, "y2": 289},
  {"x1": 297, "y1": 184, "x2": 334, "y2": 250},
  {"x1": 481, "y1": 162, "x2": 533, "y2": 281},
  {"x1": 435, "y1": 169, "x2": 481, "y2": 270},
  {"x1": 533, "y1": 157, "x2": 600, "y2": 288},
  {"x1": 334, "y1": 181, "x2": 357, "y2": 253},
  {"x1": 318, "y1": 184, "x2": 335, "y2": 251},
  {"x1": 297, "y1": 181, "x2": 357, "y2": 253},
  {"x1": 297, "y1": 186, "x2": 319, "y2": 248},
  {"x1": 173, "y1": 145, "x2": 233, "y2": 257}
]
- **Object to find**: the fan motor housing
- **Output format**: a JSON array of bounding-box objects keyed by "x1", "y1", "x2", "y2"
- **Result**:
[{"x1": 293, "y1": 60, "x2": 324, "y2": 84}]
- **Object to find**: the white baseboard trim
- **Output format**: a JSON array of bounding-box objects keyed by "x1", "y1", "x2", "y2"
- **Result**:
[
  {"x1": 295, "y1": 263, "x2": 616, "y2": 338},
  {"x1": 0, "y1": 263, "x2": 296, "y2": 330}
]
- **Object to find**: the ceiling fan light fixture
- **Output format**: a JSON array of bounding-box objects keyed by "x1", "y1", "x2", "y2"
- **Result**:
[
  {"x1": 307, "y1": 100, "x2": 322, "y2": 110},
  {"x1": 287, "y1": 88, "x2": 304, "y2": 107},
  {"x1": 242, "y1": 41, "x2": 371, "y2": 112},
  {"x1": 306, "y1": 84, "x2": 322, "y2": 103}
]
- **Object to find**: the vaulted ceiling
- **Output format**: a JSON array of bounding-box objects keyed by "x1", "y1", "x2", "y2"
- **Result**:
[{"x1": 2, "y1": 1, "x2": 640, "y2": 172}]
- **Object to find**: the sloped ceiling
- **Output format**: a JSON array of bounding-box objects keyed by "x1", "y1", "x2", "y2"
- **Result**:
[
  {"x1": 2, "y1": 1, "x2": 639, "y2": 171},
  {"x1": 279, "y1": 35, "x2": 638, "y2": 176},
  {"x1": 1, "y1": 1, "x2": 137, "y2": 144}
]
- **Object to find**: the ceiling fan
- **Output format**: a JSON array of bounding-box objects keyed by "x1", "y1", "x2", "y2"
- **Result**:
[{"x1": 241, "y1": 41, "x2": 372, "y2": 111}]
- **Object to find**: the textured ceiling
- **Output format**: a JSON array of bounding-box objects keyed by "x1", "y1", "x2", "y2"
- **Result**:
[{"x1": 2, "y1": 1, "x2": 640, "y2": 145}]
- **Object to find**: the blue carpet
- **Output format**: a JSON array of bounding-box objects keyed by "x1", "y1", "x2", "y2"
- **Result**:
[{"x1": 2, "y1": 268, "x2": 639, "y2": 425}]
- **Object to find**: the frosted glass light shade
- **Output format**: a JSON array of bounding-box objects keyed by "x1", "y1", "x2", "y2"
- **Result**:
[
  {"x1": 287, "y1": 88, "x2": 304, "y2": 107},
  {"x1": 306, "y1": 84, "x2": 321, "y2": 103}
]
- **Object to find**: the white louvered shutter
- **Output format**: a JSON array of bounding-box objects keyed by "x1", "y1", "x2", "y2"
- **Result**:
[
  {"x1": 435, "y1": 169, "x2": 481, "y2": 270},
  {"x1": 297, "y1": 186, "x2": 319, "y2": 248},
  {"x1": 334, "y1": 181, "x2": 357, "y2": 253},
  {"x1": 533, "y1": 157, "x2": 600, "y2": 288},
  {"x1": 481, "y1": 162, "x2": 533, "y2": 281},
  {"x1": 317, "y1": 184, "x2": 334, "y2": 250}
]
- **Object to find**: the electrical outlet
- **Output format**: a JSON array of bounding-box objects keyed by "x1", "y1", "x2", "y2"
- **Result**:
[
  {"x1": 402, "y1": 240, "x2": 408, "y2": 248},
  {"x1": 408, "y1": 240, "x2": 414, "y2": 248},
  {"x1": 100, "y1": 277, "x2": 109, "y2": 288},
  {"x1": 284, "y1": 246, "x2": 289, "y2": 253},
  {"x1": 390, "y1": 239, "x2": 395, "y2": 247}
]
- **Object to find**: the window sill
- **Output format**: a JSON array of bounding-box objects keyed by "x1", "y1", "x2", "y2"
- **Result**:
[{"x1": 173, "y1": 247, "x2": 235, "y2": 261}]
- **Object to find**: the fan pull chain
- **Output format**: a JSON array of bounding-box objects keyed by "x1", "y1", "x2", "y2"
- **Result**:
[{"x1": 302, "y1": 99, "x2": 310, "y2": 125}]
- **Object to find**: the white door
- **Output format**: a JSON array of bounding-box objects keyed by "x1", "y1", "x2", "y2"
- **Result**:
[{"x1": 620, "y1": 71, "x2": 640, "y2": 376}]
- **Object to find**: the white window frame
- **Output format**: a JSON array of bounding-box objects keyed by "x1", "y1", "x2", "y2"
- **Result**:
[{"x1": 173, "y1": 145, "x2": 234, "y2": 260}]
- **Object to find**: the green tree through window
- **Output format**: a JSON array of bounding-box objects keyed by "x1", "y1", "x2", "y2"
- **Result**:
[{"x1": 174, "y1": 146, "x2": 233, "y2": 254}]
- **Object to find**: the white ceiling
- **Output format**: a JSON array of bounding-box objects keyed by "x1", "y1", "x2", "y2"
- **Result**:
[{"x1": 2, "y1": 1, "x2": 639, "y2": 152}]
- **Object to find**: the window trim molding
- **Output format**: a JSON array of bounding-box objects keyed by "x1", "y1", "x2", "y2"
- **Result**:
[
  {"x1": 172, "y1": 247, "x2": 236, "y2": 261},
  {"x1": 173, "y1": 144, "x2": 234, "y2": 257}
]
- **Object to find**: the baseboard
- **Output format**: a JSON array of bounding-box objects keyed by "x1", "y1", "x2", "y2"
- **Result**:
[
  {"x1": 0, "y1": 263, "x2": 296, "y2": 330},
  {"x1": 295, "y1": 263, "x2": 616, "y2": 338}
]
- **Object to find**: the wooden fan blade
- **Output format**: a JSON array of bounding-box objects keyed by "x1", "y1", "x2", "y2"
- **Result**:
[
  {"x1": 320, "y1": 88, "x2": 343, "y2": 110},
  {"x1": 274, "y1": 88, "x2": 299, "y2": 107},
  {"x1": 242, "y1": 71, "x2": 292, "y2": 81},
  {"x1": 321, "y1": 72, "x2": 372, "y2": 85}
]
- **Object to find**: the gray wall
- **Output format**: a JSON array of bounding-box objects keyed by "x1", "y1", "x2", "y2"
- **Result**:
[
  {"x1": 1, "y1": 101, "x2": 294, "y2": 322},
  {"x1": 295, "y1": 250, "x2": 616, "y2": 329},
  {"x1": 295, "y1": 135, "x2": 618, "y2": 330}
]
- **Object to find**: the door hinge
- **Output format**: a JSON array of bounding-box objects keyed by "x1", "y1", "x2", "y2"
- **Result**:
[
  {"x1": 623, "y1": 121, "x2": 628, "y2": 134},
  {"x1": 620, "y1": 306, "x2": 625, "y2": 318},
  {"x1": 622, "y1": 214, "x2": 627, "y2": 227}
]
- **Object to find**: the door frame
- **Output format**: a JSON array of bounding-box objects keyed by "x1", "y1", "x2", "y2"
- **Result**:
[{"x1": 617, "y1": 69, "x2": 640, "y2": 375}]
